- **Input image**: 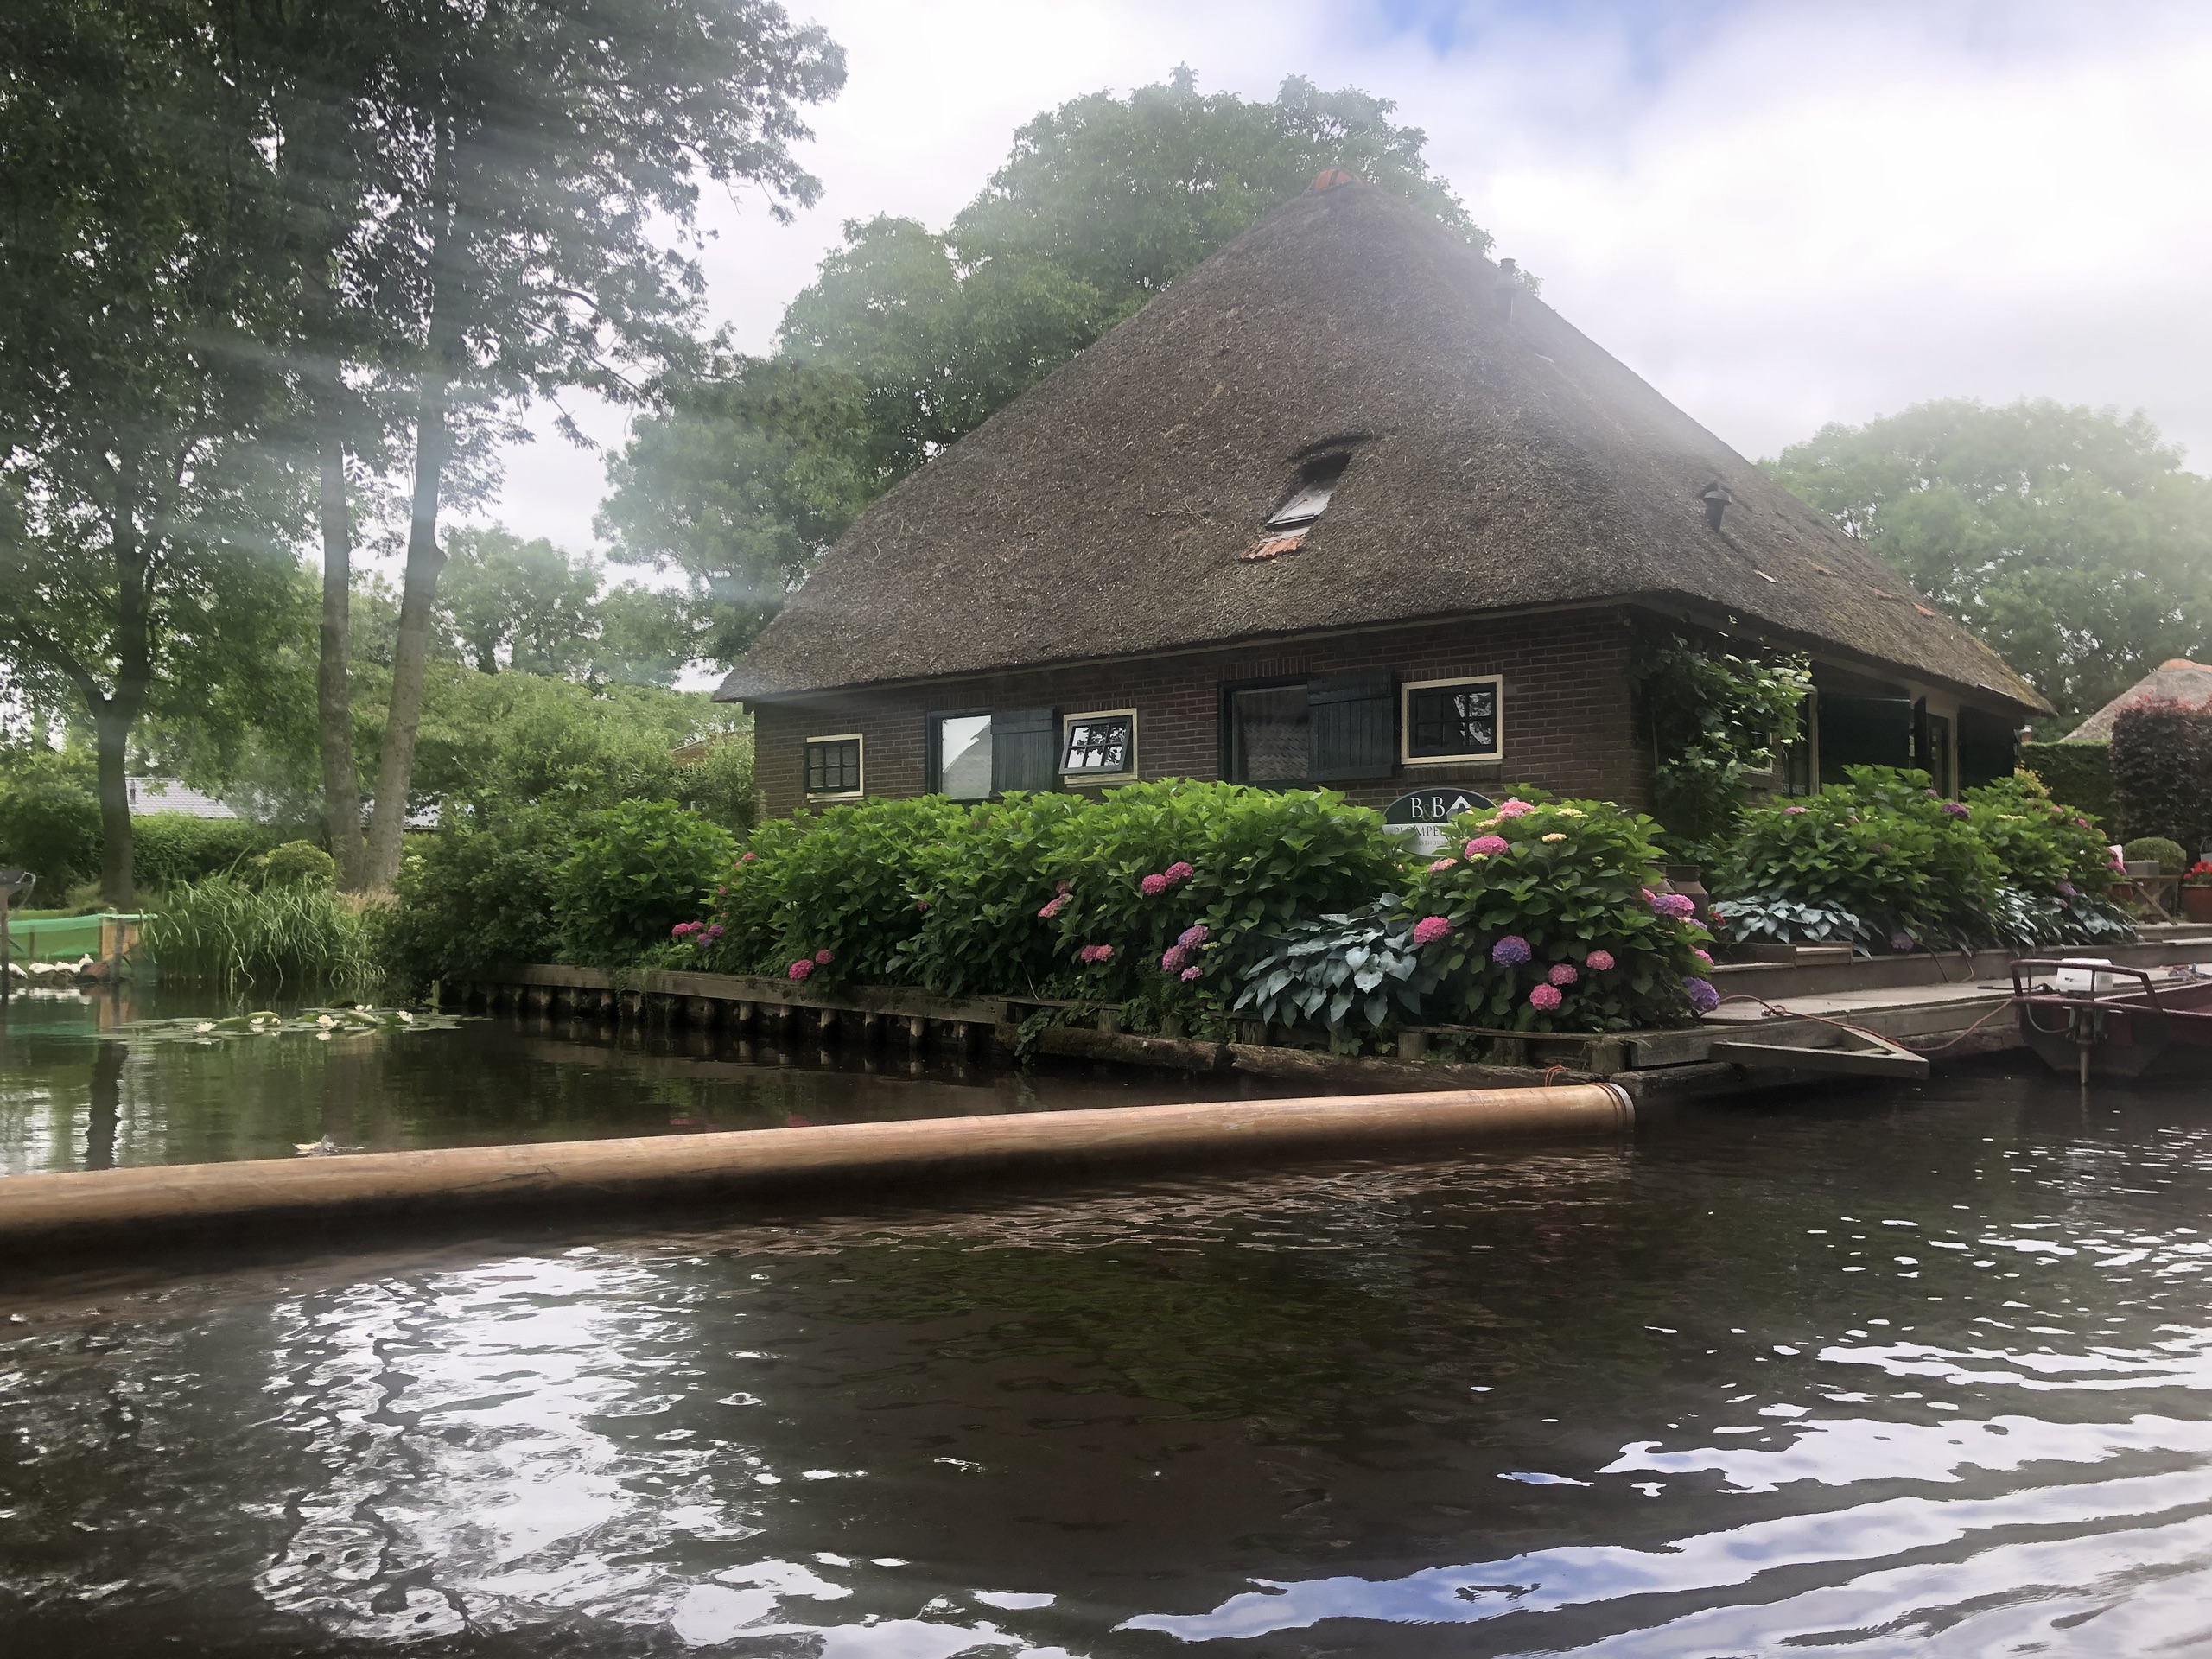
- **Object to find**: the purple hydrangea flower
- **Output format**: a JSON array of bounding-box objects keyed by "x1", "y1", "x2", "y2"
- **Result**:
[
  {"x1": 1683, "y1": 976, "x2": 1720, "y2": 1014},
  {"x1": 2056, "y1": 881, "x2": 2078, "y2": 899},
  {"x1": 1178, "y1": 924, "x2": 1210, "y2": 949},
  {"x1": 1942, "y1": 801, "x2": 1971, "y2": 818},
  {"x1": 1652, "y1": 892, "x2": 1698, "y2": 920},
  {"x1": 1890, "y1": 931, "x2": 1916, "y2": 953},
  {"x1": 1491, "y1": 935, "x2": 1532, "y2": 966}
]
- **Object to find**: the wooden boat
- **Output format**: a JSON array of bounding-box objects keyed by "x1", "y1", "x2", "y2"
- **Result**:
[{"x1": 2012, "y1": 957, "x2": 2212, "y2": 1081}]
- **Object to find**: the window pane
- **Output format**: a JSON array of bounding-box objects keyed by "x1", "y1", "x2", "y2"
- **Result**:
[
  {"x1": 806, "y1": 740, "x2": 860, "y2": 794},
  {"x1": 937, "y1": 715, "x2": 993, "y2": 799},
  {"x1": 1061, "y1": 715, "x2": 1133, "y2": 773},
  {"x1": 1408, "y1": 683, "x2": 1497, "y2": 758},
  {"x1": 1231, "y1": 685, "x2": 1309, "y2": 781}
]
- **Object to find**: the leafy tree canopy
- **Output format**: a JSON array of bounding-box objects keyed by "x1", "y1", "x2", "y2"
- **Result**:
[
  {"x1": 436, "y1": 525, "x2": 694, "y2": 688},
  {"x1": 600, "y1": 67, "x2": 1486, "y2": 659},
  {"x1": 1764, "y1": 399, "x2": 2212, "y2": 728}
]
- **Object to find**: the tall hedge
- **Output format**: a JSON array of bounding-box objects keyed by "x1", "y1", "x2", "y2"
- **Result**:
[
  {"x1": 2021, "y1": 741, "x2": 2119, "y2": 836},
  {"x1": 132, "y1": 816, "x2": 287, "y2": 893},
  {"x1": 2112, "y1": 702, "x2": 2212, "y2": 855}
]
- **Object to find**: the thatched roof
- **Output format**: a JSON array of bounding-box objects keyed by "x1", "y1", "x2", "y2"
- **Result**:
[
  {"x1": 2062, "y1": 658, "x2": 2212, "y2": 741},
  {"x1": 718, "y1": 180, "x2": 2049, "y2": 714}
]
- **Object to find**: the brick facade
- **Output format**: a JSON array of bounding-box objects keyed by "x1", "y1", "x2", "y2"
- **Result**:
[{"x1": 751, "y1": 607, "x2": 1647, "y2": 820}]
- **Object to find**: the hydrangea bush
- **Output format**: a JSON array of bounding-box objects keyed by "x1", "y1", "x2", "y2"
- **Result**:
[{"x1": 1394, "y1": 795, "x2": 1715, "y2": 1031}]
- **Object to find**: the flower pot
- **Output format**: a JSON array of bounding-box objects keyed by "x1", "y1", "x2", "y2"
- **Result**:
[{"x1": 2183, "y1": 886, "x2": 2212, "y2": 924}]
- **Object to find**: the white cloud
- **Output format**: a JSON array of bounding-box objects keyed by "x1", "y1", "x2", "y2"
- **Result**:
[{"x1": 481, "y1": 0, "x2": 2212, "y2": 550}]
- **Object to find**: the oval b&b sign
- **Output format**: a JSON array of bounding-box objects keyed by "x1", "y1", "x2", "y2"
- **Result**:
[{"x1": 1382, "y1": 789, "x2": 1493, "y2": 825}]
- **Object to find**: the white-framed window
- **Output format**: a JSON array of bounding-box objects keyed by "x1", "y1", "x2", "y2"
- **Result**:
[
  {"x1": 803, "y1": 733, "x2": 864, "y2": 798},
  {"x1": 1400, "y1": 676, "x2": 1503, "y2": 765},
  {"x1": 1060, "y1": 709, "x2": 1137, "y2": 779}
]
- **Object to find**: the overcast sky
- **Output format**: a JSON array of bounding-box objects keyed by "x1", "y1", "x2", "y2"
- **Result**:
[{"x1": 486, "y1": 0, "x2": 2212, "y2": 551}]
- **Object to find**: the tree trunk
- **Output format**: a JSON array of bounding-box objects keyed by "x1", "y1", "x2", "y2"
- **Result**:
[
  {"x1": 361, "y1": 366, "x2": 452, "y2": 892},
  {"x1": 94, "y1": 708, "x2": 135, "y2": 909},
  {"x1": 317, "y1": 431, "x2": 365, "y2": 890}
]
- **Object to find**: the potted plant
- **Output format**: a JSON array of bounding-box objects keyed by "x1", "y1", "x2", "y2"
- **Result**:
[{"x1": 2183, "y1": 861, "x2": 2212, "y2": 925}]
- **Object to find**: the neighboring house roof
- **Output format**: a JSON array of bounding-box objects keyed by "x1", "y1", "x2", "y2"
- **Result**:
[
  {"x1": 717, "y1": 178, "x2": 2048, "y2": 715},
  {"x1": 126, "y1": 777, "x2": 238, "y2": 820},
  {"x1": 2061, "y1": 659, "x2": 2212, "y2": 741}
]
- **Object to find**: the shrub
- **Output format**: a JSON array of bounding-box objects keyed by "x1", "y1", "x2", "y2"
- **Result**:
[
  {"x1": 1395, "y1": 794, "x2": 1713, "y2": 1031},
  {"x1": 750, "y1": 796, "x2": 973, "y2": 982},
  {"x1": 2113, "y1": 700, "x2": 2212, "y2": 855},
  {"x1": 0, "y1": 750, "x2": 100, "y2": 895},
  {"x1": 2122, "y1": 836, "x2": 2190, "y2": 874},
  {"x1": 1232, "y1": 899, "x2": 1438, "y2": 1041},
  {"x1": 897, "y1": 791, "x2": 1087, "y2": 996},
  {"x1": 673, "y1": 733, "x2": 757, "y2": 834},
  {"x1": 1043, "y1": 781, "x2": 1403, "y2": 1003},
  {"x1": 1630, "y1": 623, "x2": 1811, "y2": 855},
  {"x1": 132, "y1": 815, "x2": 285, "y2": 893},
  {"x1": 552, "y1": 799, "x2": 735, "y2": 967},
  {"x1": 141, "y1": 876, "x2": 383, "y2": 994},
  {"x1": 1966, "y1": 775, "x2": 2114, "y2": 895},
  {"x1": 378, "y1": 804, "x2": 571, "y2": 984},
  {"x1": 2022, "y1": 742, "x2": 2118, "y2": 835},
  {"x1": 252, "y1": 840, "x2": 337, "y2": 888},
  {"x1": 1711, "y1": 767, "x2": 2000, "y2": 951}
]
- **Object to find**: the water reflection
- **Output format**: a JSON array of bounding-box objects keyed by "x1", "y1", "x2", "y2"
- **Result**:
[{"x1": 4, "y1": 1058, "x2": 2212, "y2": 1652}]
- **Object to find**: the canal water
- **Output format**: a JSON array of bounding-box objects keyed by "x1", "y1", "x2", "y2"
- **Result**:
[{"x1": 5, "y1": 988, "x2": 2212, "y2": 1654}]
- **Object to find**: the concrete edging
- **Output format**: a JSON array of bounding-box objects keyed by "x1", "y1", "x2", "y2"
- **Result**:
[{"x1": 0, "y1": 1084, "x2": 1630, "y2": 1257}]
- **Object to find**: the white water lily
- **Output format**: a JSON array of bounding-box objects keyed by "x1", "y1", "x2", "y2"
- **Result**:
[
  {"x1": 315, "y1": 1014, "x2": 335, "y2": 1030},
  {"x1": 195, "y1": 1022, "x2": 215, "y2": 1034},
  {"x1": 397, "y1": 1010, "x2": 414, "y2": 1024}
]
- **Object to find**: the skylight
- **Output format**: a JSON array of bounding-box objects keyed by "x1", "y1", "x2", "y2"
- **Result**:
[{"x1": 1266, "y1": 453, "x2": 1351, "y2": 530}]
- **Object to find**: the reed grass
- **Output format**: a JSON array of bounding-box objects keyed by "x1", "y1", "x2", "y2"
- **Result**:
[{"x1": 139, "y1": 877, "x2": 386, "y2": 995}]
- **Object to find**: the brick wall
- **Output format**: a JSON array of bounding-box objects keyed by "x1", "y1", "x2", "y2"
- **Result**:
[{"x1": 750, "y1": 607, "x2": 1646, "y2": 818}]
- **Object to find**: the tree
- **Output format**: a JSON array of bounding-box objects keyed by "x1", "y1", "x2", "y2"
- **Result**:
[
  {"x1": 1764, "y1": 399, "x2": 2212, "y2": 728},
  {"x1": 0, "y1": 1, "x2": 309, "y2": 904},
  {"x1": 438, "y1": 524, "x2": 697, "y2": 686},
  {"x1": 601, "y1": 68, "x2": 1488, "y2": 657},
  {"x1": 321, "y1": 0, "x2": 843, "y2": 891}
]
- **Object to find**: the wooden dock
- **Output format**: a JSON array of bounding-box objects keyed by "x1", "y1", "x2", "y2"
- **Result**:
[{"x1": 453, "y1": 928, "x2": 2212, "y2": 1104}]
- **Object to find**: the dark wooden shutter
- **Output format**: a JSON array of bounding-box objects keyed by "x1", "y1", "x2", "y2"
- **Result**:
[
  {"x1": 991, "y1": 707, "x2": 1058, "y2": 794},
  {"x1": 1956, "y1": 708, "x2": 2018, "y2": 790},
  {"x1": 1306, "y1": 673, "x2": 1394, "y2": 782},
  {"x1": 1818, "y1": 695, "x2": 1912, "y2": 784}
]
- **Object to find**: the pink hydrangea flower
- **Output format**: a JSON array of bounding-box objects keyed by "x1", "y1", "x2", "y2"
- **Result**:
[
  {"x1": 1491, "y1": 935, "x2": 1531, "y2": 966},
  {"x1": 1077, "y1": 944, "x2": 1115, "y2": 964},
  {"x1": 1412, "y1": 915, "x2": 1452, "y2": 946},
  {"x1": 1585, "y1": 950, "x2": 1616, "y2": 972},
  {"x1": 1056, "y1": 880, "x2": 1071, "y2": 894},
  {"x1": 1640, "y1": 887, "x2": 1656, "y2": 904},
  {"x1": 1783, "y1": 806, "x2": 1808, "y2": 816},
  {"x1": 1529, "y1": 983, "x2": 1563, "y2": 1011},
  {"x1": 788, "y1": 959, "x2": 813, "y2": 982},
  {"x1": 1179, "y1": 965, "x2": 1203, "y2": 982},
  {"x1": 814, "y1": 949, "x2": 834, "y2": 965},
  {"x1": 671, "y1": 923, "x2": 694, "y2": 938},
  {"x1": 1140, "y1": 874, "x2": 1170, "y2": 897},
  {"x1": 1465, "y1": 835, "x2": 1510, "y2": 857},
  {"x1": 1547, "y1": 961, "x2": 1578, "y2": 987},
  {"x1": 1692, "y1": 947, "x2": 1713, "y2": 966},
  {"x1": 1178, "y1": 924, "x2": 1209, "y2": 948},
  {"x1": 1160, "y1": 945, "x2": 1191, "y2": 973},
  {"x1": 1496, "y1": 798, "x2": 1535, "y2": 818},
  {"x1": 741, "y1": 852, "x2": 757, "y2": 863},
  {"x1": 1941, "y1": 801, "x2": 1971, "y2": 818},
  {"x1": 1429, "y1": 857, "x2": 1459, "y2": 872},
  {"x1": 1163, "y1": 861, "x2": 1194, "y2": 884},
  {"x1": 1038, "y1": 893, "x2": 1069, "y2": 919}
]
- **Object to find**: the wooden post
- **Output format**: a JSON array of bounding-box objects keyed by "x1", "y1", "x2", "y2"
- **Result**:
[{"x1": 1396, "y1": 1030, "x2": 1429, "y2": 1063}]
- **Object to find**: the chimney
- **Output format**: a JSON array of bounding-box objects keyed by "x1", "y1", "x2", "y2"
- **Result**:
[
  {"x1": 1700, "y1": 483, "x2": 1733, "y2": 531},
  {"x1": 1496, "y1": 257, "x2": 1517, "y2": 320}
]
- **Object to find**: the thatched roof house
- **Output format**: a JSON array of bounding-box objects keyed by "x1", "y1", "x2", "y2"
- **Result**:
[
  {"x1": 2062, "y1": 659, "x2": 2212, "y2": 742},
  {"x1": 719, "y1": 175, "x2": 2047, "y2": 817}
]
